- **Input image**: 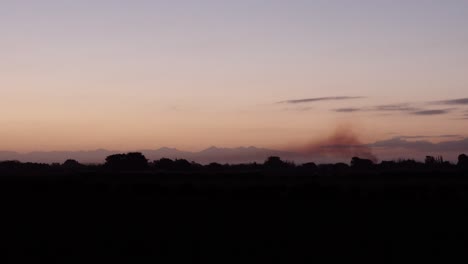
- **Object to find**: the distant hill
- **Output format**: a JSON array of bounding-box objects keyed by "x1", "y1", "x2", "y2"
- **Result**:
[
  {"x1": 4, "y1": 136, "x2": 466, "y2": 164},
  {"x1": 0, "y1": 147, "x2": 298, "y2": 164}
]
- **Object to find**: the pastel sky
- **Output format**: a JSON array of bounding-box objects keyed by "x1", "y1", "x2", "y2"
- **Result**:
[{"x1": 1, "y1": 1, "x2": 468, "y2": 154}]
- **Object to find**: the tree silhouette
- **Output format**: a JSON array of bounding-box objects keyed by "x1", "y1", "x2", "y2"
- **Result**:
[
  {"x1": 300, "y1": 162, "x2": 318, "y2": 170},
  {"x1": 62, "y1": 159, "x2": 83, "y2": 169},
  {"x1": 105, "y1": 152, "x2": 148, "y2": 170},
  {"x1": 153, "y1": 158, "x2": 175, "y2": 170},
  {"x1": 173, "y1": 159, "x2": 191, "y2": 170},
  {"x1": 425, "y1": 156, "x2": 444, "y2": 165},
  {"x1": 458, "y1": 154, "x2": 468, "y2": 168},
  {"x1": 264, "y1": 156, "x2": 293, "y2": 169},
  {"x1": 351, "y1": 157, "x2": 374, "y2": 169}
]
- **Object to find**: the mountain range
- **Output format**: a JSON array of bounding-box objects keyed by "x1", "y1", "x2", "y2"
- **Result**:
[
  {"x1": 3, "y1": 136, "x2": 467, "y2": 164},
  {"x1": 0, "y1": 147, "x2": 299, "y2": 165}
]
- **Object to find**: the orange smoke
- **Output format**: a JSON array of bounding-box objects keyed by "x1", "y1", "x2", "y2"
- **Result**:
[{"x1": 295, "y1": 125, "x2": 378, "y2": 162}]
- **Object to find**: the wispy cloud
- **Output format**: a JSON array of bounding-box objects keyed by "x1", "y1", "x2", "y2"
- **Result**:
[
  {"x1": 278, "y1": 96, "x2": 364, "y2": 104},
  {"x1": 373, "y1": 103, "x2": 420, "y2": 112},
  {"x1": 431, "y1": 98, "x2": 468, "y2": 105},
  {"x1": 282, "y1": 106, "x2": 314, "y2": 112},
  {"x1": 279, "y1": 97, "x2": 458, "y2": 117},
  {"x1": 333, "y1": 108, "x2": 362, "y2": 113},
  {"x1": 451, "y1": 114, "x2": 468, "y2": 120},
  {"x1": 369, "y1": 137, "x2": 468, "y2": 153},
  {"x1": 331, "y1": 103, "x2": 453, "y2": 116},
  {"x1": 331, "y1": 103, "x2": 422, "y2": 114},
  {"x1": 396, "y1": 135, "x2": 463, "y2": 140},
  {"x1": 411, "y1": 109, "x2": 453, "y2": 116}
]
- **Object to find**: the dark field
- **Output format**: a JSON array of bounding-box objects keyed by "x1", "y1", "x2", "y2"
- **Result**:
[{"x1": 2, "y1": 159, "x2": 468, "y2": 263}]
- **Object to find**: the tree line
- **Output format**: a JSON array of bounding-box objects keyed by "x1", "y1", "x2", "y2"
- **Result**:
[{"x1": 1, "y1": 152, "x2": 468, "y2": 173}]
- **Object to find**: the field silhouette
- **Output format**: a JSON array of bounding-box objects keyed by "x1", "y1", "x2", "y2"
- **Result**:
[{"x1": 2, "y1": 153, "x2": 468, "y2": 263}]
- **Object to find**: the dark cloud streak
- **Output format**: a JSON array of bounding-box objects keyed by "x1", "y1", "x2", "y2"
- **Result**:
[
  {"x1": 369, "y1": 137, "x2": 468, "y2": 153},
  {"x1": 432, "y1": 98, "x2": 468, "y2": 105},
  {"x1": 411, "y1": 109, "x2": 453, "y2": 115},
  {"x1": 283, "y1": 106, "x2": 314, "y2": 112},
  {"x1": 397, "y1": 135, "x2": 462, "y2": 139},
  {"x1": 331, "y1": 103, "x2": 453, "y2": 116},
  {"x1": 278, "y1": 96, "x2": 364, "y2": 104},
  {"x1": 333, "y1": 108, "x2": 362, "y2": 113},
  {"x1": 373, "y1": 104, "x2": 420, "y2": 112}
]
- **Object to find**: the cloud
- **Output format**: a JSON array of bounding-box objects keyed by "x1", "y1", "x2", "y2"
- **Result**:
[
  {"x1": 377, "y1": 105, "x2": 455, "y2": 116},
  {"x1": 283, "y1": 106, "x2": 314, "y2": 112},
  {"x1": 370, "y1": 137, "x2": 432, "y2": 149},
  {"x1": 278, "y1": 96, "x2": 364, "y2": 104},
  {"x1": 434, "y1": 134, "x2": 463, "y2": 138},
  {"x1": 451, "y1": 114, "x2": 468, "y2": 120},
  {"x1": 369, "y1": 137, "x2": 468, "y2": 153},
  {"x1": 411, "y1": 109, "x2": 453, "y2": 115},
  {"x1": 373, "y1": 104, "x2": 420, "y2": 112},
  {"x1": 396, "y1": 135, "x2": 463, "y2": 140},
  {"x1": 332, "y1": 103, "x2": 452, "y2": 116},
  {"x1": 333, "y1": 108, "x2": 363, "y2": 113},
  {"x1": 432, "y1": 98, "x2": 468, "y2": 105},
  {"x1": 331, "y1": 103, "x2": 419, "y2": 114},
  {"x1": 277, "y1": 98, "x2": 456, "y2": 117}
]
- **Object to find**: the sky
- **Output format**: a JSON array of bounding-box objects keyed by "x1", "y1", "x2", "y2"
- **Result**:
[{"x1": 1, "y1": 0, "x2": 468, "y2": 159}]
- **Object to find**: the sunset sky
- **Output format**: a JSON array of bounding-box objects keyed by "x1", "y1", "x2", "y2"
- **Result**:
[{"x1": 2, "y1": 1, "x2": 468, "y2": 159}]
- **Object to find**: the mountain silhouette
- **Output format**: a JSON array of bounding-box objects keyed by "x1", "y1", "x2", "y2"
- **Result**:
[
  {"x1": 4, "y1": 135, "x2": 467, "y2": 164},
  {"x1": 0, "y1": 147, "x2": 296, "y2": 164}
]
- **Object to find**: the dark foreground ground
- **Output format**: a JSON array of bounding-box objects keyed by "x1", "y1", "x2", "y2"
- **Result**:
[{"x1": 2, "y1": 168, "x2": 468, "y2": 263}]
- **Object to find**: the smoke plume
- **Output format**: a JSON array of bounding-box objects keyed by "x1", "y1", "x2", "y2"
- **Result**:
[{"x1": 294, "y1": 125, "x2": 378, "y2": 162}]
